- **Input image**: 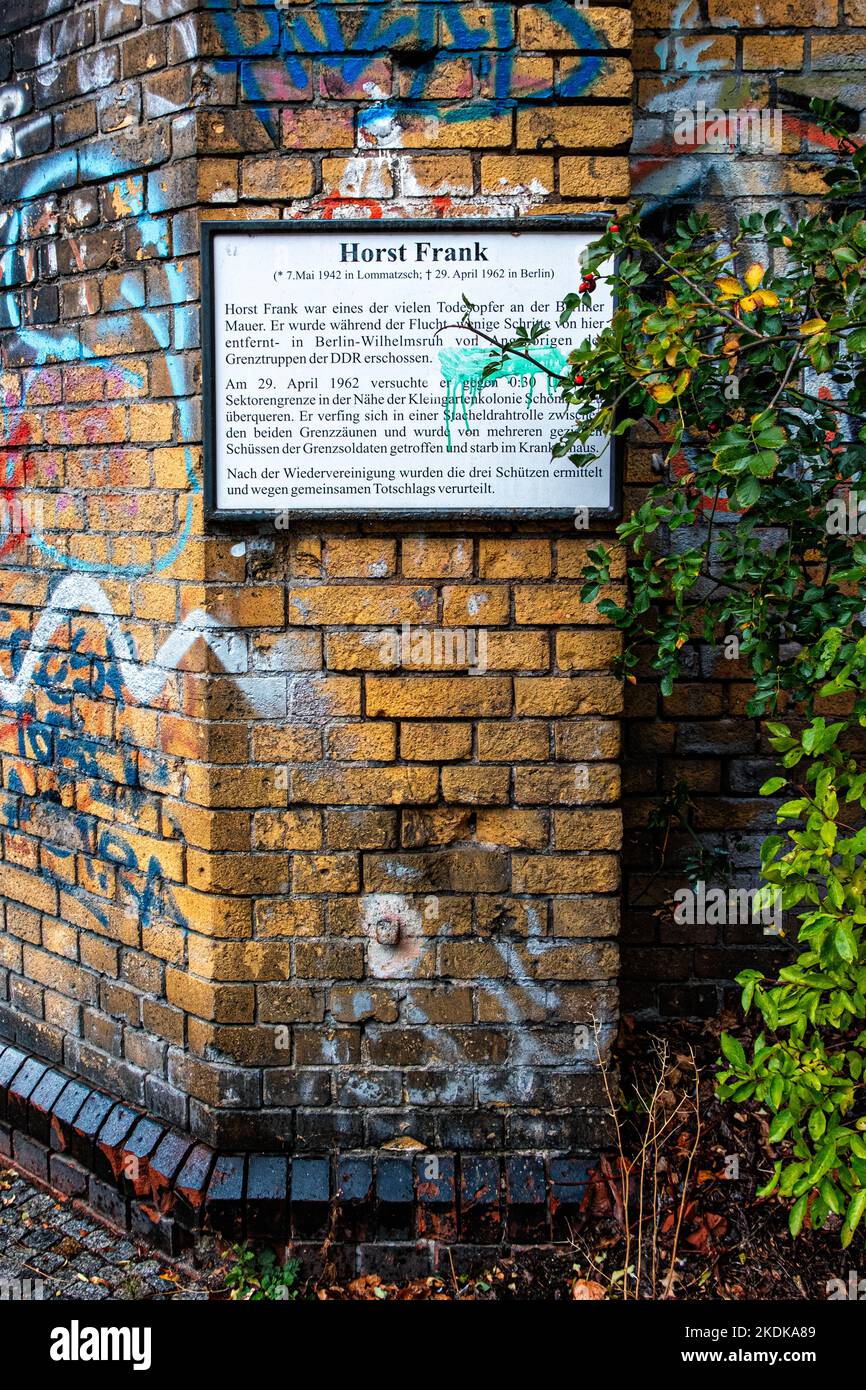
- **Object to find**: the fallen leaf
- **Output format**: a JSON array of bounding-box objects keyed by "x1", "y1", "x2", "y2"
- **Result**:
[{"x1": 572, "y1": 1279, "x2": 606, "y2": 1300}]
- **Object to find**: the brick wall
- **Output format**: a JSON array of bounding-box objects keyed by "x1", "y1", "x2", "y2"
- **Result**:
[
  {"x1": 0, "y1": 1, "x2": 631, "y2": 1156},
  {"x1": 623, "y1": 0, "x2": 865, "y2": 1017}
]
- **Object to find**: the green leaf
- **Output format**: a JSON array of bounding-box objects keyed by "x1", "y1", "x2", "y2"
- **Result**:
[
  {"x1": 734, "y1": 474, "x2": 761, "y2": 508},
  {"x1": 760, "y1": 777, "x2": 787, "y2": 795},
  {"x1": 720, "y1": 1032, "x2": 747, "y2": 1069},
  {"x1": 841, "y1": 1189, "x2": 866, "y2": 1246},
  {"x1": 769, "y1": 1109, "x2": 795, "y2": 1143},
  {"x1": 789, "y1": 1193, "x2": 809, "y2": 1238}
]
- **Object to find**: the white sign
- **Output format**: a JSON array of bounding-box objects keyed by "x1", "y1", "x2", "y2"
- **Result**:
[{"x1": 203, "y1": 221, "x2": 616, "y2": 517}]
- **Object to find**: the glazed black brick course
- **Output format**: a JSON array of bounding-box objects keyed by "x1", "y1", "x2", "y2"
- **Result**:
[{"x1": 0, "y1": 1042, "x2": 597, "y2": 1266}]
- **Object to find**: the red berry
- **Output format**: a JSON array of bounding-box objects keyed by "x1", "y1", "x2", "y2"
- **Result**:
[
  {"x1": 574, "y1": 373, "x2": 585, "y2": 384},
  {"x1": 610, "y1": 224, "x2": 620, "y2": 232}
]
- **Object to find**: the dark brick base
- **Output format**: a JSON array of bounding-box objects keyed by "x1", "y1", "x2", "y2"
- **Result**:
[{"x1": 0, "y1": 1042, "x2": 594, "y2": 1269}]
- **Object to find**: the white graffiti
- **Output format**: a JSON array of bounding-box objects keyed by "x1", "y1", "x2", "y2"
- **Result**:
[{"x1": 0, "y1": 575, "x2": 244, "y2": 709}]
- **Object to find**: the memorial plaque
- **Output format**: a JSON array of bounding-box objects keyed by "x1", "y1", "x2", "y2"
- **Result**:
[{"x1": 202, "y1": 219, "x2": 619, "y2": 520}]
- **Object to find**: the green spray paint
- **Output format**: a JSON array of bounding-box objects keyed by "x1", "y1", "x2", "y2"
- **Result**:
[{"x1": 438, "y1": 346, "x2": 567, "y2": 449}]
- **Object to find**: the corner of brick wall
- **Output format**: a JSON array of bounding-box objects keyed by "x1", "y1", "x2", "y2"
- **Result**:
[
  {"x1": 625, "y1": 0, "x2": 864, "y2": 1016},
  {"x1": 0, "y1": 0, "x2": 632, "y2": 1156}
]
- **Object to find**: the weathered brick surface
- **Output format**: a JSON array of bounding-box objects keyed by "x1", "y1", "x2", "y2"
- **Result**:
[
  {"x1": 0, "y1": 0, "x2": 627, "y2": 1165},
  {"x1": 627, "y1": 0, "x2": 860, "y2": 1015}
]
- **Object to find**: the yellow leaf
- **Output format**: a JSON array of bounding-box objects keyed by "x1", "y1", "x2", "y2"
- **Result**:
[
  {"x1": 715, "y1": 276, "x2": 744, "y2": 299},
  {"x1": 673, "y1": 367, "x2": 691, "y2": 395},
  {"x1": 665, "y1": 345, "x2": 680, "y2": 367},
  {"x1": 738, "y1": 294, "x2": 759, "y2": 312},
  {"x1": 744, "y1": 262, "x2": 765, "y2": 291},
  {"x1": 800, "y1": 318, "x2": 827, "y2": 336},
  {"x1": 752, "y1": 289, "x2": 779, "y2": 308},
  {"x1": 665, "y1": 290, "x2": 679, "y2": 309},
  {"x1": 649, "y1": 382, "x2": 674, "y2": 403}
]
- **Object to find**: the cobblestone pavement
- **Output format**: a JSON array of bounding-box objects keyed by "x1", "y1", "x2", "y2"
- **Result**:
[{"x1": 0, "y1": 1164, "x2": 217, "y2": 1301}]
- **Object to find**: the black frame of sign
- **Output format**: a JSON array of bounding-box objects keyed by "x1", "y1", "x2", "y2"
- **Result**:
[{"x1": 200, "y1": 216, "x2": 622, "y2": 523}]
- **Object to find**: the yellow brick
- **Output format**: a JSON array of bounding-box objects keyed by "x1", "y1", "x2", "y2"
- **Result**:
[
  {"x1": 515, "y1": 583, "x2": 618, "y2": 625},
  {"x1": 484, "y1": 632, "x2": 549, "y2": 670},
  {"x1": 325, "y1": 631, "x2": 399, "y2": 671},
  {"x1": 558, "y1": 539, "x2": 626, "y2": 578},
  {"x1": 441, "y1": 765, "x2": 510, "y2": 804},
  {"x1": 183, "y1": 764, "x2": 286, "y2": 808},
  {"x1": 559, "y1": 156, "x2": 631, "y2": 199},
  {"x1": 512, "y1": 854, "x2": 619, "y2": 894},
  {"x1": 324, "y1": 538, "x2": 397, "y2": 577},
  {"x1": 326, "y1": 722, "x2": 396, "y2": 761},
  {"x1": 479, "y1": 539, "x2": 551, "y2": 578},
  {"x1": 129, "y1": 402, "x2": 174, "y2": 441},
  {"x1": 515, "y1": 675, "x2": 622, "y2": 716},
  {"x1": 708, "y1": 0, "x2": 836, "y2": 24},
  {"x1": 252, "y1": 725, "x2": 322, "y2": 762},
  {"x1": 516, "y1": 762, "x2": 620, "y2": 805},
  {"x1": 402, "y1": 537, "x2": 473, "y2": 577},
  {"x1": 186, "y1": 849, "x2": 289, "y2": 896},
  {"x1": 166, "y1": 969, "x2": 254, "y2": 1021},
  {"x1": 321, "y1": 156, "x2": 394, "y2": 199},
  {"x1": 288, "y1": 675, "x2": 361, "y2": 718},
  {"x1": 384, "y1": 106, "x2": 512, "y2": 149},
  {"x1": 478, "y1": 53, "x2": 553, "y2": 99},
  {"x1": 400, "y1": 722, "x2": 473, "y2": 761},
  {"x1": 552, "y1": 898, "x2": 619, "y2": 938},
  {"x1": 366, "y1": 676, "x2": 511, "y2": 718},
  {"x1": 133, "y1": 583, "x2": 178, "y2": 622},
  {"x1": 289, "y1": 584, "x2": 435, "y2": 625},
  {"x1": 253, "y1": 809, "x2": 322, "y2": 850},
  {"x1": 476, "y1": 808, "x2": 549, "y2": 848},
  {"x1": 197, "y1": 158, "x2": 238, "y2": 202},
  {"x1": 401, "y1": 155, "x2": 474, "y2": 196},
  {"x1": 204, "y1": 585, "x2": 285, "y2": 627},
  {"x1": 153, "y1": 446, "x2": 200, "y2": 487},
  {"x1": 559, "y1": 55, "x2": 633, "y2": 97},
  {"x1": 735, "y1": 33, "x2": 800, "y2": 68},
  {"x1": 477, "y1": 721, "x2": 548, "y2": 761},
  {"x1": 555, "y1": 721, "x2": 621, "y2": 760},
  {"x1": 255, "y1": 898, "x2": 325, "y2": 936},
  {"x1": 556, "y1": 629, "x2": 623, "y2": 670},
  {"x1": 519, "y1": 6, "x2": 633, "y2": 49},
  {"x1": 241, "y1": 155, "x2": 315, "y2": 198},
  {"x1": 100, "y1": 825, "x2": 184, "y2": 881},
  {"x1": 396, "y1": 55, "x2": 473, "y2": 99},
  {"x1": 188, "y1": 937, "x2": 290, "y2": 982},
  {"x1": 290, "y1": 764, "x2": 438, "y2": 805},
  {"x1": 480, "y1": 155, "x2": 554, "y2": 194},
  {"x1": 517, "y1": 107, "x2": 632, "y2": 150},
  {"x1": 554, "y1": 809, "x2": 622, "y2": 851},
  {"x1": 282, "y1": 107, "x2": 355, "y2": 148},
  {"x1": 44, "y1": 406, "x2": 125, "y2": 445},
  {"x1": 442, "y1": 585, "x2": 509, "y2": 626},
  {"x1": 163, "y1": 803, "x2": 250, "y2": 851},
  {"x1": 293, "y1": 853, "x2": 359, "y2": 894}
]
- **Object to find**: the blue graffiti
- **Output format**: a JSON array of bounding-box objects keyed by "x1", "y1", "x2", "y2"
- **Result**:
[
  {"x1": 203, "y1": 0, "x2": 606, "y2": 138},
  {"x1": 0, "y1": 153, "x2": 200, "y2": 578}
]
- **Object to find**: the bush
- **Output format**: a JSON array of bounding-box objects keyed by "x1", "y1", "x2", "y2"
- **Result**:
[{"x1": 475, "y1": 99, "x2": 866, "y2": 1244}]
